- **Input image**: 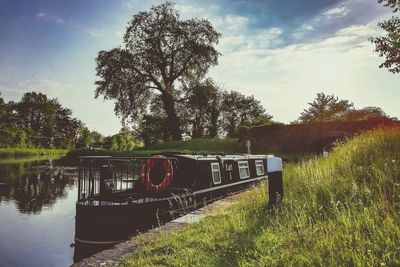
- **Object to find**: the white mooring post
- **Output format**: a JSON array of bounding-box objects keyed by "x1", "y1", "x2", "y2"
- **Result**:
[
  {"x1": 267, "y1": 155, "x2": 283, "y2": 208},
  {"x1": 245, "y1": 140, "x2": 251, "y2": 154}
]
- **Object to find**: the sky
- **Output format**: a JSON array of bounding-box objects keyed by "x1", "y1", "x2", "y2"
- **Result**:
[{"x1": 0, "y1": 0, "x2": 399, "y2": 136}]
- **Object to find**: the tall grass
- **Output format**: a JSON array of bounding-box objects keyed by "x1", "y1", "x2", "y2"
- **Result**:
[{"x1": 120, "y1": 128, "x2": 400, "y2": 266}]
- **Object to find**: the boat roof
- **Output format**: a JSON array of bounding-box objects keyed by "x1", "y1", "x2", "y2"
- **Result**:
[{"x1": 162, "y1": 153, "x2": 268, "y2": 161}]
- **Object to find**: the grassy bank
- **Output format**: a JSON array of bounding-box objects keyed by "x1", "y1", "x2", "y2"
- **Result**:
[
  {"x1": 0, "y1": 148, "x2": 69, "y2": 158},
  {"x1": 121, "y1": 128, "x2": 400, "y2": 266}
]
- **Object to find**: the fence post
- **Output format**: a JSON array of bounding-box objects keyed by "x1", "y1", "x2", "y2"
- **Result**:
[{"x1": 267, "y1": 155, "x2": 283, "y2": 209}]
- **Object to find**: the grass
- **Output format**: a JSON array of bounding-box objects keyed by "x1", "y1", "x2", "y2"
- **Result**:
[
  {"x1": 0, "y1": 148, "x2": 69, "y2": 158},
  {"x1": 120, "y1": 127, "x2": 400, "y2": 266}
]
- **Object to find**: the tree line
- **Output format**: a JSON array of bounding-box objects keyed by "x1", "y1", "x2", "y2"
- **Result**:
[
  {"x1": 0, "y1": 88, "x2": 270, "y2": 149},
  {"x1": 0, "y1": 92, "x2": 80, "y2": 148},
  {"x1": 0, "y1": 90, "x2": 394, "y2": 150},
  {"x1": 0, "y1": 91, "x2": 143, "y2": 149},
  {"x1": 296, "y1": 93, "x2": 395, "y2": 124}
]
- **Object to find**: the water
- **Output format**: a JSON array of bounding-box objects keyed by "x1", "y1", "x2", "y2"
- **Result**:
[{"x1": 0, "y1": 157, "x2": 78, "y2": 267}]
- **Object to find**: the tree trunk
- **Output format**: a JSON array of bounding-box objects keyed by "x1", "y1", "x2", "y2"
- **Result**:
[
  {"x1": 161, "y1": 92, "x2": 182, "y2": 140},
  {"x1": 208, "y1": 106, "x2": 219, "y2": 138}
]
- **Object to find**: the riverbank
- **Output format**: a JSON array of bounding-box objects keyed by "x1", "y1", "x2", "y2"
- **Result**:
[
  {"x1": 0, "y1": 148, "x2": 69, "y2": 158},
  {"x1": 117, "y1": 128, "x2": 400, "y2": 266}
]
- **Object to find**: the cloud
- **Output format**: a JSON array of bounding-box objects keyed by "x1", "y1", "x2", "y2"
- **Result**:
[
  {"x1": 209, "y1": 17, "x2": 400, "y2": 122},
  {"x1": 212, "y1": 14, "x2": 248, "y2": 32},
  {"x1": 176, "y1": 3, "x2": 206, "y2": 15},
  {"x1": 289, "y1": 0, "x2": 391, "y2": 44},
  {"x1": 219, "y1": 27, "x2": 283, "y2": 53},
  {"x1": 35, "y1": 12, "x2": 64, "y2": 24},
  {"x1": 323, "y1": 6, "x2": 349, "y2": 17}
]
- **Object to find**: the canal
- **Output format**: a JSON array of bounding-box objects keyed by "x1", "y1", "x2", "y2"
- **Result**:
[{"x1": 0, "y1": 157, "x2": 77, "y2": 267}]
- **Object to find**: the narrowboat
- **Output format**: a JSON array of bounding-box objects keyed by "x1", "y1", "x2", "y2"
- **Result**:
[{"x1": 73, "y1": 152, "x2": 283, "y2": 261}]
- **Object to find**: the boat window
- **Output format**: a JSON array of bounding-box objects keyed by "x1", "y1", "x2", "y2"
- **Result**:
[
  {"x1": 255, "y1": 160, "x2": 265, "y2": 175},
  {"x1": 238, "y1": 161, "x2": 250, "y2": 179},
  {"x1": 211, "y1": 163, "x2": 221, "y2": 184}
]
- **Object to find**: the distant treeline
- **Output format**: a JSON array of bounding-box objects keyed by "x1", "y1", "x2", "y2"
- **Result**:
[
  {"x1": 1, "y1": 90, "x2": 395, "y2": 150},
  {"x1": 0, "y1": 88, "x2": 272, "y2": 149},
  {"x1": 0, "y1": 92, "x2": 139, "y2": 150},
  {"x1": 0, "y1": 92, "x2": 80, "y2": 148}
]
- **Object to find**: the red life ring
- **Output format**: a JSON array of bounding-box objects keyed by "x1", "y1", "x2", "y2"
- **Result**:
[{"x1": 140, "y1": 155, "x2": 173, "y2": 193}]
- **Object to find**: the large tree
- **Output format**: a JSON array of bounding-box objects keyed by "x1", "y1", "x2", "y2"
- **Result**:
[
  {"x1": 50, "y1": 98, "x2": 81, "y2": 148},
  {"x1": 220, "y1": 90, "x2": 272, "y2": 137},
  {"x1": 370, "y1": 0, "x2": 400, "y2": 73},
  {"x1": 298, "y1": 93, "x2": 354, "y2": 123},
  {"x1": 15, "y1": 92, "x2": 56, "y2": 146},
  {"x1": 95, "y1": 2, "x2": 221, "y2": 140},
  {"x1": 180, "y1": 77, "x2": 220, "y2": 138}
]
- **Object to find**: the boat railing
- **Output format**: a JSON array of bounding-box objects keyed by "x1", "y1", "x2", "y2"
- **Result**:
[{"x1": 77, "y1": 156, "x2": 179, "y2": 203}]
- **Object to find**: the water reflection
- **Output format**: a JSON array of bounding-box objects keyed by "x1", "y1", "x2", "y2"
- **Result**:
[
  {"x1": 0, "y1": 158, "x2": 77, "y2": 214},
  {"x1": 0, "y1": 157, "x2": 79, "y2": 267}
]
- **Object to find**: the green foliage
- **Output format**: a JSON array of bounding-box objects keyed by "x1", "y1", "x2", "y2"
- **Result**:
[
  {"x1": 299, "y1": 93, "x2": 395, "y2": 123},
  {"x1": 378, "y1": 0, "x2": 400, "y2": 11},
  {"x1": 91, "y1": 131, "x2": 104, "y2": 144},
  {"x1": 0, "y1": 148, "x2": 69, "y2": 158},
  {"x1": 220, "y1": 90, "x2": 272, "y2": 137},
  {"x1": 74, "y1": 126, "x2": 141, "y2": 151},
  {"x1": 299, "y1": 93, "x2": 354, "y2": 123},
  {"x1": 370, "y1": 0, "x2": 400, "y2": 73},
  {"x1": 0, "y1": 91, "x2": 80, "y2": 148},
  {"x1": 134, "y1": 77, "x2": 273, "y2": 144},
  {"x1": 346, "y1": 106, "x2": 392, "y2": 121},
  {"x1": 179, "y1": 77, "x2": 221, "y2": 138},
  {"x1": 76, "y1": 126, "x2": 93, "y2": 148},
  {"x1": 121, "y1": 128, "x2": 400, "y2": 266},
  {"x1": 95, "y1": 2, "x2": 221, "y2": 140}
]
